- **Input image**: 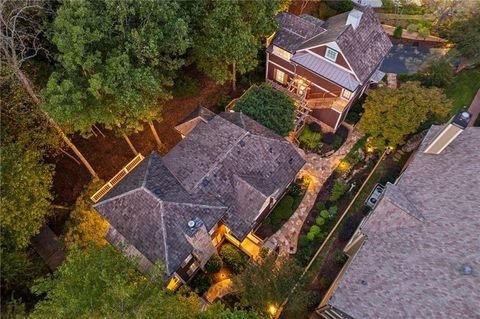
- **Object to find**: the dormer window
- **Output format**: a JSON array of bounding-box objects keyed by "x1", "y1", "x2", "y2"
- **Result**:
[
  {"x1": 325, "y1": 47, "x2": 338, "y2": 62},
  {"x1": 273, "y1": 46, "x2": 292, "y2": 61}
]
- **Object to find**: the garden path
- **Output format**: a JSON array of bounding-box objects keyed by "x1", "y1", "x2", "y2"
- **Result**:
[
  {"x1": 263, "y1": 126, "x2": 363, "y2": 255},
  {"x1": 204, "y1": 279, "x2": 235, "y2": 304}
]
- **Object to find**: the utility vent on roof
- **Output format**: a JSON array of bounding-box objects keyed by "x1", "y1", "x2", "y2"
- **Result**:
[{"x1": 346, "y1": 9, "x2": 363, "y2": 30}]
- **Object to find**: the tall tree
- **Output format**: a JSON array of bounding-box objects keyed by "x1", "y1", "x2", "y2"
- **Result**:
[
  {"x1": 446, "y1": 10, "x2": 480, "y2": 65},
  {"x1": 358, "y1": 81, "x2": 451, "y2": 148},
  {"x1": 43, "y1": 0, "x2": 190, "y2": 149},
  {"x1": 0, "y1": 142, "x2": 54, "y2": 249},
  {"x1": 30, "y1": 245, "x2": 200, "y2": 319},
  {"x1": 0, "y1": 0, "x2": 98, "y2": 178},
  {"x1": 191, "y1": 0, "x2": 279, "y2": 92}
]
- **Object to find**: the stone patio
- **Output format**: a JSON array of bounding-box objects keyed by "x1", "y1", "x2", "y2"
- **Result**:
[
  {"x1": 204, "y1": 278, "x2": 236, "y2": 303},
  {"x1": 264, "y1": 126, "x2": 363, "y2": 255}
]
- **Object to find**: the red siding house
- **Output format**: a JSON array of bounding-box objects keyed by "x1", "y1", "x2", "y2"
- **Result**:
[{"x1": 266, "y1": 6, "x2": 392, "y2": 131}]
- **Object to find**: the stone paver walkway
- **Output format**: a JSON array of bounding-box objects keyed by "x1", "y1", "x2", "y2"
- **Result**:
[
  {"x1": 467, "y1": 89, "x2": 480, "y2": 127},
  {"x1": 204, "y1": 279, "x2": 236, "y2": 303},
  {"x1": 264, "y1": 126, "x2": 363, "y2": 255}
]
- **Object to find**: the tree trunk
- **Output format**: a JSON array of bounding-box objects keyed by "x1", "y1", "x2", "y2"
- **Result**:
[
  {"x1": 15, "y1": 68, "x2": 99, "y2": 179},
  {"x1": 232, "y1": 62, "x2": 237, "y2": 93},
  {"x1": 148, "y1": 121, "x2": 162, "y2": 149},
  {"x1": 122, "y1": 133, "x2": 138, "y2": 155}
]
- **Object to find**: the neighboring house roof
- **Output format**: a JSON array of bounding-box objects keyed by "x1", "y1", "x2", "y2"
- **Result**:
[
  {"x1": 271, "y1": 6, "x2": 392, "y2": 86},
  {"x1": 327, "y1": 127, "x2": 480, "y2": 319},
  {"x1": 292, "y1": 52, "x2": 360, "y2": 91},
  {"x1": 94, "y1": 110, "x2": 305, "y2": 276}
]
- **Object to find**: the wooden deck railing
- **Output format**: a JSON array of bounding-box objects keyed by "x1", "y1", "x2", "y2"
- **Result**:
[{"x1": 90, "y1": 153, "x2": 145, "y2": 203}]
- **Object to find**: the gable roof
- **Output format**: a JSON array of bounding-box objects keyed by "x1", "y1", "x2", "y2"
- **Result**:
[
  {"x1": 271, "y1": 6, "x2": 392, "y2": 85},
  {"x1": 328, "y1": 127, "x2": 480, "y2": 318},
  {"x1": 94, "y1": 112, "x2": 305, "y2": 275},
  {"x1": 174, "y1": 105, "x2": 215, "y2": 136}
]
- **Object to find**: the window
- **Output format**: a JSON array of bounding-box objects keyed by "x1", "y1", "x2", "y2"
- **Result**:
[
  {"x1": 180, "y1": 254, "x2": 192, "y2": 268},
  {"x1": 325, "y1": 47, "x2": 338, "y2": 62},
  {"x1": 186, "y1": 262, "x2": 198, "y2": 276},
  {"x1": 273, "y1": 46, "x2": 292, "y2": 61},
  {"x1": 342, "y1": 89, "x2": 352, "y2": 100},
  {"x1": 275, "y1": 69, "x2": 286, "y2": 84}
]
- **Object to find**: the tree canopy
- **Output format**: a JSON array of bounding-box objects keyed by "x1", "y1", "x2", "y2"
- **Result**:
[
  {"x1": 446, "y1": 10, "x2": 480, "y2": 64},
  {"x1": 0, "y1": 142, "x2": 54, "y2": 250},
  {"x1": 235, "y1": 84, "x2": 295, "y2": 136},
  {"x1": 30, "y1": 245, "x2": 199, "y2": 319},
  {"x1": 233, "y1": 252, "x2": 307, "y2": 316},
  {"x1": 42, "y1": 0, "x2": 190, "y2": 135},
  {"x1": 63, "y1": 180, "x2": 109, "y2": 249},
  {"x1": 190, "y1": 0, "x2": 279, "y2": 90},
  {"x1": 358, "y1": 81, "x2": 451, "y2": 148}
]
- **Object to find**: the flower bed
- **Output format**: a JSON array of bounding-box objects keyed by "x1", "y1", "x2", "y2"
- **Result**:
[{"x1": 255, "y1": 177, "x2": 309, "y2": 239}]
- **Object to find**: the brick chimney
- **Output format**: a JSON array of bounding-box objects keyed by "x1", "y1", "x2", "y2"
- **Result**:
[{"x1": 424, "y1": 112, "x2": 471, "y2": 154}]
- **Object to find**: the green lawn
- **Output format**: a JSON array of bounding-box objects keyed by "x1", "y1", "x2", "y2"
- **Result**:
[{"x1": 445, "y1": 68, "x2": 480, "y2": 114}]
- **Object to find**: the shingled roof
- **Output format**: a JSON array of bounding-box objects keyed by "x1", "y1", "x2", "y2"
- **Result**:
[
  {"x1": 271, "y1": 6, "x2": 392, "y2": 86},
  {"x1": 327, "y1": 127, "x2": 480, "y2": 318},
  {"x1": 94, "y1": 110, "x2": 305, "y2": 276}
]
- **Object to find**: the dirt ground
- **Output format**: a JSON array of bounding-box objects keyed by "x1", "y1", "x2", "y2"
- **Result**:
[
  {"x1": 288, "y1": 0, "x2": 321, "y2": 16},
  {"x1": 51, "y1": 70, "x2": 231, "y2": 206}
]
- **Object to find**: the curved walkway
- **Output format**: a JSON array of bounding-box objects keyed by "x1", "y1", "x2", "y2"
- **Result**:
[
  {"x1": 204, "y1": 279, "x2": 235, "y2": 303},
  {"x1": 264, "y1": 127, "x2": 363, "y2": 255}
]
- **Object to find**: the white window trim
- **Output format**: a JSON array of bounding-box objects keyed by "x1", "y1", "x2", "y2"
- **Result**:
[
  {"x1": 341, "y1": 88, "x2": 352, "y2": 100},
  {"x1": 325, "y1": 47, "x2": 338, "y2": 62},
  {"x1": 186, "y1": 261, "x2": 199, "y2": 276},
  {"x1": 181, "y1": 254, "x2": 192, "y2": 268},
  {"x1": 275, "y1": 69, "x2": 286, "y2": 84},
  {"x1": 272, "y1": 46, "x2": 292, "y2": 61}
]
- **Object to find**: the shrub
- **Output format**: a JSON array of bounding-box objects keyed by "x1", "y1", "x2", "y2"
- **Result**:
[
  {"x1": 189, "y1": 272, "x2": 212, "y2": 295},
  {"x1": 423, "y1": 56, "x2": 453, "y2": 88},
  {"x1": 315, "y1": 202, "x2": 325, "y2": 212},
  {"x1": 172, "y1": 75, "x2": 200, "y2": 98},
  {"x1": 310, "y1": 225, "x2": 321, "y2": 235},
  {"x1": 334, "y1": 250, "x2": 348, "y2": 265},
  {"x1": 299, "y1": 235, "x2": 310, "y2": 247},
  {"x1": 320, "y1": 210, "x2": 329, "y2": 219},
  {"x1": 306, "y1": 232, "x2": 316, "y2": 241},
  {"x1": 327, "y1": 0, "x2": 353, "y2": 13},
  {"x1": 407, "y1": 24, "x2": 418, "y2": 33},
  {"x1": 330, "y1": 180, "x2": 349, "y2": 201},
  {"x1": 272, "y1": 195, "x2": 295, "y2": 223},
  {"x1": 361, "y1": 206, "x2": 371, "y2": 216},
  {"x1": 418, "y1": 26, "x2": 429, "y2": 37},
  {"x1": 393, "y1": 26, "x2": 403, "y2": 39},
  {"x1": 299, "y1": 126, "x2": 322, "y2": 150},
  {"x1": 219, "y1": 244, "x2": 248, "y2": 274},
  {"x1": 345, "y1": 111, "x2": 360, "y2": 124},
  {"x1": 235, "y1": 84, "x2": 295, "y2": 136},
  {"x1": 309, "y1": 122, "x2": 322, "y2": 133},
  {"x1": 288, "y1": 183, "x2": 303, "y2": 198},
  {"x1": 336, "y1": 125, "x2": 348, "y2": 139},
  {"x1": 339, "y1": 216, "x2": 358, "y2": 242},
  {"x1": 328, "y1": 206, "x2": 338, "y2": 217},
  {"x1": 315, "y1": 216, "x2": 325, "y2": 226},
  {"x1": 316, "y1": 232, "x2": 327, "y2": 242},
  {"x1": 322, "y1": 132, "x2": 335, "y2": 144},
  {"x1": 306, "y1": 291, "x2": 322, "y2": 311},
  {"x1": 205, "y1": 253, "x2": 223, "y2": 274},
  {"x1": 332, "y1": 135, "x2": 344, "y2": 151}
]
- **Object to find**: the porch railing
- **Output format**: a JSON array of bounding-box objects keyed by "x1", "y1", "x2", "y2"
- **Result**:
[{"x1": 91, "y1": 153, "x2": 145, "y2": 203}]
